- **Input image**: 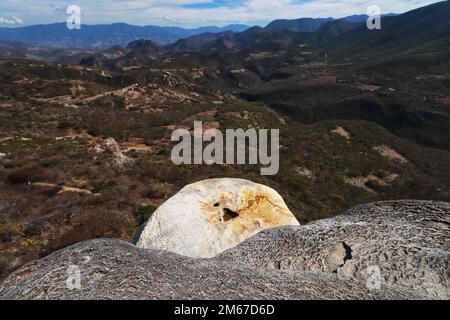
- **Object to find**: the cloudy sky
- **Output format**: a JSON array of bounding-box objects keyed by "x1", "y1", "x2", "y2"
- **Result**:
[{"x1": 0, "y1": 0, "x2": 443, "y2": 27}]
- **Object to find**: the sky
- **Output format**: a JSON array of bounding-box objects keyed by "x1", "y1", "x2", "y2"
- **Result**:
[{"x1": 0, "y1": 0, "x2": 444, "y2": 28}]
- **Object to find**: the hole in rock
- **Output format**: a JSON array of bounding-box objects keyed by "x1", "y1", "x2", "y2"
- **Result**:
[
  {"x1": 223, "y1": 208, "x2": 239, "y2": 222},
  {"x1": 343, "y1": 242, "x2": 353, "y2": 262},
  {"x1": 325, "y1": 241, "x2": 353, "y2": 273}
]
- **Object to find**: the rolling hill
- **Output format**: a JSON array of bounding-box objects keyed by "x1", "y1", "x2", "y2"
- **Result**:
[{"x1": 326, "y1": 1, "x2": 450, "y2": 58}]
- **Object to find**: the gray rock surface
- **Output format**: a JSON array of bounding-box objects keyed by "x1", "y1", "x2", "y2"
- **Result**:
[
  {"x1": 0, "y1": 200, "x2": 448, "y2": 300},
  {"x1": 220, "y1": 200, "x2": 450, "y2": 299}
]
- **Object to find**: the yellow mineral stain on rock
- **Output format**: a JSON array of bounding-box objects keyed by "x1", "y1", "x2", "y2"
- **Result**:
[{"x1": 201, "y1": 188, "x2": 297, "y2": 235}]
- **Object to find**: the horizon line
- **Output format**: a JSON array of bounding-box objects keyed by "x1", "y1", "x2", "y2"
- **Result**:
[{"x1": 0, "y1": 13, "x2": 401, "y2": 30}]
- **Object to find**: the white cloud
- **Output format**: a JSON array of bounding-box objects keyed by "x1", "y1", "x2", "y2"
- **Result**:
[
  {"x1": 0, "y1": 16, "x2": 24, "y2": 25},
  {"x1": 164, "y1": 16, "x2": 177, "y2": 23},
  {"x1": 50, "y1": 4, "x2": 67, "y2": 16}
]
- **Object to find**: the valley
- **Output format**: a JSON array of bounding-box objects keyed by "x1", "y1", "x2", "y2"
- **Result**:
[{"x1": 0, "y1": 1, "x2": 449, "y2": 281}]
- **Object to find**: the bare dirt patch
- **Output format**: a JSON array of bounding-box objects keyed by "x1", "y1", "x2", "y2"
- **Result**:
[
  {"x1": 295, "y1": 167, "x2": 315, "y2": 179},
  {"x1": 331, "y1": 127, "x2": 351, "y2": 139},
  {"x1": 32, "y1": 182, "x2": 96, "y2": 195},
  {"x1": 345, "y1": 173, "x2": 399, "y2": 194},
  {"x1": 373, "y1": 145, "x2": 408, "y2": 163},
  {"x1": 354, "y1": 83, "x2": 381, "y2": 92}
]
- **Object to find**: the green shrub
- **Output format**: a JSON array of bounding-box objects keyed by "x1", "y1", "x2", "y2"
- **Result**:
[
  {"x1": 0, "y1": 222, "x2": 21, "y2": 242},
  {"x1": 6, "y1": 167, "x2": 52, "y2": 184},
  {"x1": 92, "y1": 180, "x2": 118, "y2": 193},
  {"x1": 137, "y1": 205, "x2": 158, "y2": 223}
]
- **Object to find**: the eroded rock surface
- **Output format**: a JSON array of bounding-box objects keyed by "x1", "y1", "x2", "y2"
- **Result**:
[
  {"x1": 136, "y1": 178, "x2": 300, "y2": 258},
  {"x1": 0, "y1": 200, "x2": 448, "y2": 300},
  {"x1": 220, "y1": 200, "x2": 450, "y2": 299},
  {"x1": 0, "y1": 238, "x2": 417, "y2": 300}
]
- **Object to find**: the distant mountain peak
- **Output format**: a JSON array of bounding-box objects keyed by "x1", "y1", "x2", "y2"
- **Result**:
[
  {"x1": 0, "y1": 23, "x2": 250, "y2": 49},
  {"x1": 126, "y1": 39, "x2": 160, "y2": 54},
  {"x1": 265, "y1": 18, "x2": 334, "y2": 33}
]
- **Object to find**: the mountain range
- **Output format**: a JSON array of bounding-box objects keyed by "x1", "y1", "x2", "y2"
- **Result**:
[
  {"x1": 0, "y1": 13, "x2": 400, "y2": 49},
  {"x1": 326, "y1": 1, "x2": 450, "y2": 58},
  {"x1": 0, "y1": 23, "x2": 250, "y2": 48}
]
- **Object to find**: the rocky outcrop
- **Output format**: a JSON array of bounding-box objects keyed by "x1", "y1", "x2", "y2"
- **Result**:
[
  {"x1": 103, "y1": 138, "x2": 134, "y2": 170},
  {"x1": 136, "y1": 178, "x2": 300, "y2": 258},
  {"x1": 219, "y1": 200, "x2": 450, "y2": 299},
  {"x1": 0, "y1": 238, "x2": 416, "y2": 300},
  {"x1": 126, "y1": 39, "x2": 160, "y2": 55},
  {"x1": 0, "y1": 200, "x2": 448, "y2": 300}
]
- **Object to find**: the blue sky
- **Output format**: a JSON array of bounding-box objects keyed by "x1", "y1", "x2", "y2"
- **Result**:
[{"x1": 0, "y1": 0, "x2": 443, "y2": 27}]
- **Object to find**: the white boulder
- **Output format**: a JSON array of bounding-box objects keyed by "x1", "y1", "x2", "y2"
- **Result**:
[{"x1": 136, "y1": 178, "x2": 299, "y2": 258}]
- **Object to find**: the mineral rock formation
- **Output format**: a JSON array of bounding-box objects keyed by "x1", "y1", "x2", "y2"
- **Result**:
[
  {"x1": 1, "y1": 200, "x2": 448, "y2": 300},
  {"x1": 219, "y1": 200, "x2": 450, "y2": 300},
  {"x1": 0, "y1": 238, "x2": 417, "y2": 300},
  {"x1": 136, "y1": 178, "x2": 300, "y2": 258}
]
